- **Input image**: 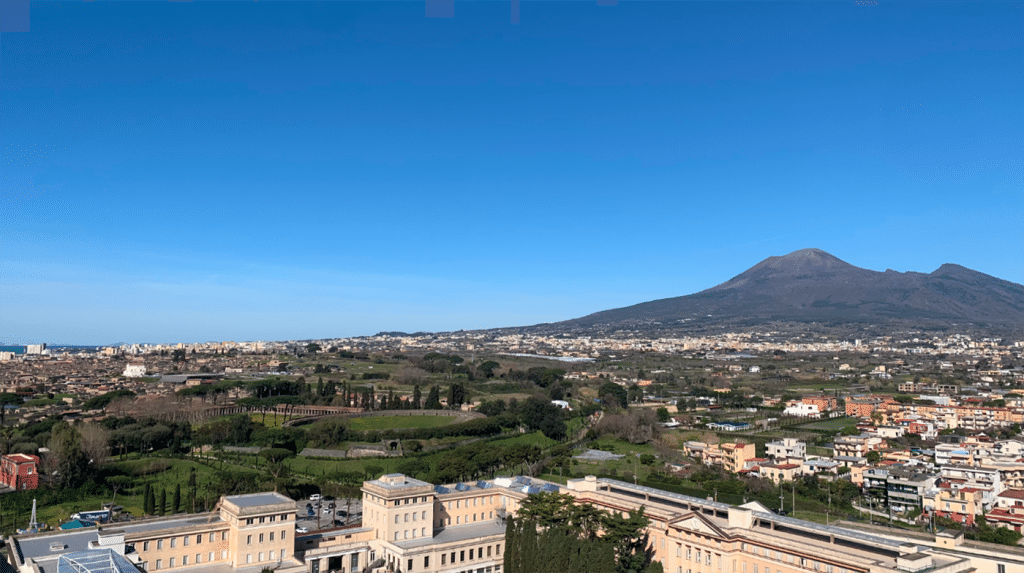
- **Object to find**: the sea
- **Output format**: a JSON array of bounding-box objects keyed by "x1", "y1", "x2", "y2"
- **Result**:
[{"x1": 0, "y1": 346, "x2": 25, "y2": 354}]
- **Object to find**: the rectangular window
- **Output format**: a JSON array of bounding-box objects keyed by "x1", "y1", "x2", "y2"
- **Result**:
[
  {"x1": 182, "y1": 556, "x2": 188, "y2": 566},
  {"x1": 487, "y1": 546, "x2": 492, "y2": 557},
  {"x1": 259, "y1": 534, "x2": 264, "y2": 543},
  {"x1": 222, "y1": 551, "x2": 227, "y2": 560},
  {"x1": 143, "y1": 541, "x2": 149, "y2": 551},
  {"x1": 170, "y1": 538, "x2": 176, "y2": 549},
  {"x1": 222, "y1": 532, "x2": 227, "y2": 541},
  {"x1": 677, "y1": 545, "x2": 682, "y2": 558},
  {"x1": 442, "y1": 554, "x2": 447, "y2": 565},
  {"x1": 270, "y1": 551, "x2": 275, "y2": 560},
  {"x1": 169, "y1": 558, "x2": 175, "y2": 568},
  {"x1": 460, "y1": 551, "x2": 465, "y2": 562},
  {"x1": 209, "y1": 552, "x2": 214, "y2": 562},
  {"x1": 470, "y1": 549, "x2": 474, "y2": 559},
  {"x1": 451, "y1": 552, "x2": 456, "y2": 564},
  {"x1": 209, "y1": 533, "x2": 214, "y2": 543},
  {"x1": 184, "y1": 536, "x2": 189, "y2": 547},
  {"x1": 156, "y1": 560, "x2": 162, "y2": 570},
  {"x1": 497, "y1": 544, "x2": 501, "y2": 555},
  {"x1": 270, "y1": 533, "x2": 274, "y2": 542},
  {"x1": 408, "y1": 559, "x2": 413, "y2": 571},
  {"x1": 247, "y1": 535, "x2": 252, "y2": 545},
  {"x1": 259, "y1": 552, "x2": 264, "y2": 562},
  {"x1": 282, "y1": 530, "x2": 287, "y2": 540},
  {"x1": 425, "y1": 556, "x2": 430, "y2": 568}
]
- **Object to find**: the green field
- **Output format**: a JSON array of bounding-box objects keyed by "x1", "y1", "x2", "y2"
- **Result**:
[
  {"x1": 795, "y1": 417, "x2": 857, "y2": 431},
  {"x1": 347, "y1": 415, "x2": 457, "y2": 431}
]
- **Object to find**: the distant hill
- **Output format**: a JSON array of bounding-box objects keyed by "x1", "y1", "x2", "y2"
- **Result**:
[{"x1": 530, "y1": 249, "x2": 1024, "y2": 336}]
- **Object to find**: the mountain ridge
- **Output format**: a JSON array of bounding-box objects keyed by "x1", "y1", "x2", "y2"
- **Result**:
[{"x1": 522, "y1": 249, "x2": 1024, "y2": 336}]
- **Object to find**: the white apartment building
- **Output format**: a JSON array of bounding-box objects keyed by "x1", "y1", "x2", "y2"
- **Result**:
[{"x1": 766, "y1": 438, "x2": 806, "y2": 463}]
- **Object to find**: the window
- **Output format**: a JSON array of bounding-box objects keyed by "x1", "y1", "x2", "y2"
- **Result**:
[
  {"x1": 707, "y1": 553, "x2": 712, "y2": 565},
  {"x1": 143, "y1": 542, "x2": 150, "y2": 551},
  {"x1": 270, "y1": 551, "x2": 276, "y2": 560},
  {"x1": 209, "y1": 552, "x2": 214, "y2": 562},
  {"x1": 222, "y1": 532, "x2": 227, "y2": 541},
  {"x1": 156, "y1": 560, "x2": 162, "y2": 570},
  {"x1": 259, "y1": 534, "x2": 264, "y2": 543},
  {"x1": 259, "y1": 553, "x2": 264, "y2": 562},
  {"x1": 395, "y1": 515, "x2": 400, "y2": 524},
  {"x1": 222, "y1": 551, "x2": 227, "y2": 559},
  {"x1": 470, "y1": 549, "x2": 474, "y2": 559},
  {"x1": 271, "y1": 532, "x2": 275, "y2": 541},
  {"x1": 460, "y1": 550, "x2": 465, "y2": 562},
  {"x1": 487, "y1": 546, "x2": 492, "y2": 557},
  {"x1": 442, "y1": 554, "x2": 447, "y2": 565},
  {"x1": 157, "y1": 540, "x2": 164, "y2": 550},
  {"x1": 408, "y1": 559, "x2": 413, "y2": 571},
  {"x1": 183, "y1": 556, "x2": 189, "y2": 566},
  {"x1": 451, "y1": 552, "x2": 456, "y2": 564},
  {"x1": 184, "y1": 536, "x2": 190, "y2": 546},
  {"x1": 395, "y1": 532, "x2": 400, "y2": 541},
  {"x1": 209, "y1": 533, "x2": 214, "y2": 543},
  {"x1": 688, "y1": 548, "x2": 692, "y2": 560},
  {"x1": 422, "y1": 510, "x2": 427, "y2": 520},
  {"x1": 170, "y1": 538, "x2": 177, "y2": 549},
  {"x1": 247, "y1": 535, "x2": 252, "y2": 545},
  {"x1": 497, "y1": 544, "x2": 501, "y2": 555},
  {"x1": 997, "y1": 565, "x2": 1006, "y2": 573},
  {"x1": 425, "y1": 556, "x2": 430, "y2": 568},
  {"x1": 259, "y1": 517, "x2": 265, "y2": 523},
  {"x1": 246, "y1": 518, "x2": 253, "y2": 525},
  {"x1": 197, "y1": 534, "x2": 202, "y2": 544},
  {"x1": 421, "y1": 527, "x2": 425, "y2": 536},
  {"x1": 169, "y1": 558, "x2": 176, "y2": 568}
]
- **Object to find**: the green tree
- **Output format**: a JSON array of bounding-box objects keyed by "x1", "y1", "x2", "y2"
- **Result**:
[
  {"x1": 599, "y1": 383, "x2": 628, "y2": 409},
  {"x1": 173, "y1": 484, "x2": 181, "y2": 514},
  {"x1": 424, "y1": 385, "x2": 443, "y2": 410},
  {"x1": 143, "y1": 483, "x2": 154, "y2": 515},
  {"x1": 655, "y1": 408, "x2": 669, "y2": 423},
  {"x1": 413, "y1": 385, "x2": 422, "y2": 409},
  {"x1": 157, "y1": 488, "x2": 166, "y2": 516}
]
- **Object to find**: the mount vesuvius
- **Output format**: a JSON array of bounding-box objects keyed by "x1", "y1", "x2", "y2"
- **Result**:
[{"x1": 526, "y1": 249, "x2": 1024, "y2": 336}]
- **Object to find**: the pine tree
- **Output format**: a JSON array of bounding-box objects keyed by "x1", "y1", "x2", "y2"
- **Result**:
[
  {"x1": 425, "y1": 386, "x2": 442, "y2": 410},
  {"x1": 413, "y1": 385, "x2": 422, "y2": 409},
  {"x1": 173, "y1": 484, "x2": 181, "y2": 514}
]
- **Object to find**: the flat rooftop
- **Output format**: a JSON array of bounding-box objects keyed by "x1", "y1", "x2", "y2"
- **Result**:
[
  {"x1": 225, "y1": 492, "x2": 294, "y2": 508},
  {"x1": 16, "y1": 516, "x2": 220, "y2": 562},
  {"x1": 393, "y1": 521, "x2": 505, "y2": 550}
]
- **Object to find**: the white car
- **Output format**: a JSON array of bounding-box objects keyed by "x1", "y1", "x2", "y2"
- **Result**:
[
  {"x1": 295, "y1": 527, "x2": 308, "y2": 534},
  {"x1": 310, "y1": 494, "x2": 321, "y2": 502}
]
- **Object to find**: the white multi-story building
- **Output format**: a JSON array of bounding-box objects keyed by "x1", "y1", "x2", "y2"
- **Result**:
[
  {"x1": 783, "y1": 402, "x2": 820, "y2": 418},
  {"x1": 123, "y1": 364, "x2": 147, "y2": 378},
  {"x1": 766, "y1": 438, "x2": 806, "y2": 463}
]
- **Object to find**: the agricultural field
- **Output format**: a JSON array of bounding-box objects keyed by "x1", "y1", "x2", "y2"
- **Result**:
[{"x1": 347, "y1": 415, "x2": 457, "y2": 431}]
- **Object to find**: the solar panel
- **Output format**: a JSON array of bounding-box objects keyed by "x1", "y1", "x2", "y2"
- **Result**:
[
  {"x1": 476, "y1": 481, "x2": 492, "y2": 489},
  {"x1": 542, "y1": 484, "x2": 560, "y2": 492},
  {"x1": 455, "y1": 483, "x2": 470, "y2": 492},
  {"x1": 434, "y1": 485, "x2": 449, "y2": 494}
]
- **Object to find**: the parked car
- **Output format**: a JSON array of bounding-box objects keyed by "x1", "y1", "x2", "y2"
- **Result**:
[
  {"x1": 296, "y1": 527, "x2": 308, "y2": 534},
  {"x1": 310, "y1": 494, "x2": 321, "y2": 502}
]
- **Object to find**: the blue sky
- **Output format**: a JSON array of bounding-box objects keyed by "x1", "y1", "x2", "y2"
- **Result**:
[{"x1": 1, "y1": 1, "x2": 1021, "y2": 345}]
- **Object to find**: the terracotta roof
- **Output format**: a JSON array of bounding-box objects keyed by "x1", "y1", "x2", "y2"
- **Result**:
[{"x1": 998, "y1": 489, "x2": 1024, "y2": 499}]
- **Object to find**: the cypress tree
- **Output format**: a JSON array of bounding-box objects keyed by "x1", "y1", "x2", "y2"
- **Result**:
[
  {"x1": 173, "y1": 484, "x2": 181, "y2": 514},
  {"x1": 143, "y1": 484, "x2": 153, "y2": 515},
  {"x1": 157, "y1": 489, "x2": 166, "y2": 516}
]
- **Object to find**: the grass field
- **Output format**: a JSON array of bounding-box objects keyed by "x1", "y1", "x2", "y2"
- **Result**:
[
  {"x1": 347, "y1": 415, "x2": 457, "y2": 431},
  {"x1": 795, "y1": 417, "x2": 857, "y2": 431}
]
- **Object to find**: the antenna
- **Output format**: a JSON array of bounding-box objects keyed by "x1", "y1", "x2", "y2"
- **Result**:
[{"x1": 29, "y1": 499, "x2": 38, "y2": 531}]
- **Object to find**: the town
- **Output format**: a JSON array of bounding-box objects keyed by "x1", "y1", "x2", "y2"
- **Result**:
[{"x1": 0, "y1": 331, "x2": 1023, "y2": 573}]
